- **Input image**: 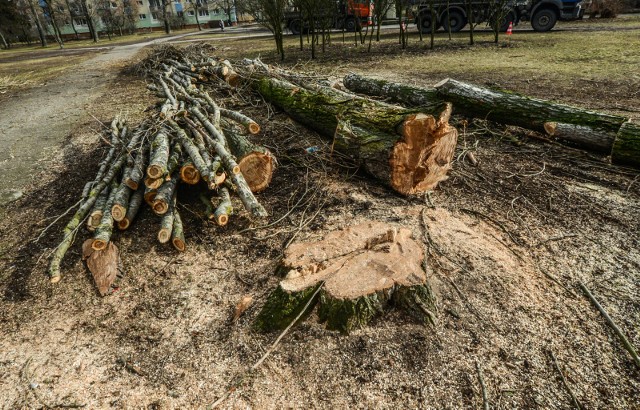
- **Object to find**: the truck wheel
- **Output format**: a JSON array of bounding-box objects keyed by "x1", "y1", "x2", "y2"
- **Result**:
[
  {"x1": 345, "y1": 18, "x2": 359, "y2": 32},
  {"x1": 500, "y1": 11, "x2": 515, "y2": 32},
  {"x1": 418, "y1": 13, "x2": 435, "y2": 34},
  {"x1": 531, "y1": 9, "x2": 557, "y2": 32},
  {"x1": 441, "y1": 10, "x2": 466, "y2": 33},
  {"x1": 289, "y1": 19, "x2": 302, "y2": 35}
]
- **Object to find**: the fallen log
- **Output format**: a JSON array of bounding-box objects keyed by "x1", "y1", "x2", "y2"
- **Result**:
[
  {"x1": 255, "y1": 222, "x2": 436, "y2": 333},
  {"x1": 251, "y1": 76, "x2": 456, "y2": 195},
  {"x1": 433, "y1": 78, "x2": 627, "y2": 153},
  {"x1": 224, "y1": 124, "x2": 274, "y2": 193},
  {"x1": 118, "y1": 188, "x2": 144, "y2": 230},
  {"x1": 343, "y1": 73, "x2": 441, "y2": 107},
  {"x1": 344, "y1": 75, "x2": 640, "y2": 166},
  {"x1": 171, "y1": 209, "x2": 185, "y2": 252},
  {"x1": 612, "y1": 119, "x2": 640, "y2": 167},
  {"x1": 92, "y1": 180, "x2": 120, "y2": 251}
]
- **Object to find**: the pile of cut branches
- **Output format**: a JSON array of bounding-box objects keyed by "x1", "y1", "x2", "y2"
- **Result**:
[{"x1": 48, "y1": 47, "x2": 276, "y2": 293}]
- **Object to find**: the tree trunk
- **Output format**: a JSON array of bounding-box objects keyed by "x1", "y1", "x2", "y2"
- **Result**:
[
  {"x1": 612, "y1": 119, "x2": 640, "y2": 167},
  {"x1": 0, "y1": 31, "x2": 8, "y2": 49},
  {"x1": 251, "y1": 76, "x2": 456, "y2": 195},
  {"x1": 224, "y1": 125, "x2": 274, "y2": 193},
  {"x1": 344, "y1": 75, "x2": 640, "y2": 166},
  {"x1": 343, "y1": 73, "x2": 440, "y2": 107},
  {"x1": 434, "y1": 78, "x2": 627, "y2": 153},
  {"x1": 171, "y1": 209, "x2": 185, "y2": 251},
  {"x1": 29, "y1": 2, "x2": 48, "y2": 47},
  {"x1": 118, "y1": 188, "x2": 144, "y2": 230},
  {"x1": 255, "y1": 222, "x2": 436, "y2": 334},
  {"x1": 65, "y1": 0, "x2": 80, "y2": 39}
]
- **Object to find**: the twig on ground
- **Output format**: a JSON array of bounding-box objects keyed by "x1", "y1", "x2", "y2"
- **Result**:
[
  {"x1": 549, "y1": 350, "x2": 584, "y2": 410},
  {"x1": 533, "y1": 233, "x2": 578, "y2": 248},
  {"x1": 211, "y1": 282, "x2": 325, "y2": 408},
  {"x1": 34, "y1": 199, "x2": 83, "y2": 243},
  {"x1": 475, "y1": 361, "x2": 489, "y2": 410},
  {"x1": 579, "y1": 282, "x2": 640, "y2": 369},
  {"x1": 537, "y1": 268, "x2": 578, "y2": 298}
]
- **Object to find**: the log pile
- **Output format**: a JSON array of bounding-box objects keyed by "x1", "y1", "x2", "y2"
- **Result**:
[{"x1": 48, "y1": 48, "x2": 277, "y2": 288}]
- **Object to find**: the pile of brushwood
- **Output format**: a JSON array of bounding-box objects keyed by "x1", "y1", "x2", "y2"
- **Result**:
[{"x1": 47, "y1": 44, "x2": 459, "y2": 298}]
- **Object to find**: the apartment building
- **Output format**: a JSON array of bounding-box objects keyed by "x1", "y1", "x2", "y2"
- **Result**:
[{"x1": 56, "y1": 0, "x2": 235, "y2": 37}]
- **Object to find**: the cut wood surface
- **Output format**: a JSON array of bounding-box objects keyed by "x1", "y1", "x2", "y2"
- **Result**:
[
  {"x1": 252, "y1": 75, "x2": 456, "y2": 195},
  {"x1": 83, "y1": 239, "x2": 120, "y2": 296},
  {"x1": 255, "y1": 221, "x2": 436, "y2": 333}
]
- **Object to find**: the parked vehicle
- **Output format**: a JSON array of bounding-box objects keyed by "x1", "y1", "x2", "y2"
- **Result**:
[
  {"x1": 411, "y1": 0, "x2": 584, "y2": 33},
  {"x1": 285, "y1": 0, "x2": 374, "y2": 35}
]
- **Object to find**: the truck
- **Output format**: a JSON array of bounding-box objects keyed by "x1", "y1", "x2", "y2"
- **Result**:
[
  {"x1": 285, "y1": 0, "x2": 374, "y2": 35},
  {"x1": 411, "y1": 0, "x2": 584, "y2": 33}
]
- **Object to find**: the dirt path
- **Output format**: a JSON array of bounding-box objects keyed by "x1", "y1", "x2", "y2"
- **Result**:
[{"x1": 0, "y1": 30, "x2": 213, "y2": 205}]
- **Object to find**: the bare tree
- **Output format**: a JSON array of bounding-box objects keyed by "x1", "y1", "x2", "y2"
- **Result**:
[
  {"x1": 371, "y1": 0, "x2": 393, "y2": 42},
  {"x1": 243, "y1": 0, "x2": 287, "y2": 60},
  {"x1": 22, "y1": 0, "x2": 48, "y2": 46},
  {"x1": 41, "y1": 0, "x2": 65, "y2": 48}
]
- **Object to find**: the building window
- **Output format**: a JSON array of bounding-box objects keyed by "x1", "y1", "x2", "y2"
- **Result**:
[
  {"x1": 187, "y1": 10, "x2": 194, "y2": 15},
  {"x1": 139, "y1": 13, "x2": 147, "y2": 19},
  {"x1": 198, "y1": 9, "x2": 208, "y2": 16},
  {"x1": 151, "y1": 12, "x2": 160, "y2": 19},
  {"x1": 74, "y1": 18, "x2": 88, "y2": 25},
  {"x1": 213, "y1": 7, "x2": 219, "y2": 13}
]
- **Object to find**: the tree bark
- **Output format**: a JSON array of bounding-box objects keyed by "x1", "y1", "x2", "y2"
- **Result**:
[
  {"x1": 29, "y1": 1, "x2": 48, "y2": 47},
  {"x1": 171, "y1": 209, "x2": 185, "y2": 251},
  {"x1": 92, "y1": 180, "x2": 120, "y2": 251},
  {"x1": 434, "y1": 78, "x2": 626, "y2": 152},
  {"x1": 118, "y1": 188, "x2": 144, "y2": 230},
  {"x1": 252, "y1": 76, "x2": 456, "y2": 195},
  {"x1": 344, "y1": 75, "x2": 640, "y2": 166},
  {"x1": 214, "y1": 186, "x2": 232, "y2": 226},
  {"x1": 343, "y1": 73, "x2": 441, "y2": 107},
  {"x1": 612, "y1": 119, "x2": 640, "y2": 167}
]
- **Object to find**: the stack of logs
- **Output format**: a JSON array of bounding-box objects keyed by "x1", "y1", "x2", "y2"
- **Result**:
[{"x1": 48, "y1": 54, "x2": 277, "y2": 288}]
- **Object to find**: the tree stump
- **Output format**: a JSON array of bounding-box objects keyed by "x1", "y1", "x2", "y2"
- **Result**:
[{"x1": 255, "y1": 221, "x2": 437, "y2": 334}]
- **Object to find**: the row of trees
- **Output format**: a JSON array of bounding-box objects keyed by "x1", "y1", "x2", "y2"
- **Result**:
[
  {"x1": 0, "y1": 0, "x2": 235, "y2": 49},
  {"x1": 0, "y1": 0, "x2": 143, "y2": 48},
  {"x1": 244, "y1": 0, "x2": 515, "y2": 61}
]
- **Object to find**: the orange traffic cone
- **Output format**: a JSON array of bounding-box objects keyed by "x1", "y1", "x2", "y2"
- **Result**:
[{"x1": 506, "y1": 21, "x2": 513, "y2": 36}]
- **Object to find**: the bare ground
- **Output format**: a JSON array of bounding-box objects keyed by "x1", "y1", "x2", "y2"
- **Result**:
[{"x1": 0, "y1": 31, "x2": 639, "y2": 409}]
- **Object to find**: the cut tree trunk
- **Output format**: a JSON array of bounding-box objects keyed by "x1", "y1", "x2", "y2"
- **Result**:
[
  {"x1": 255, "y1": 222, "x2": 437, "y2": 334},
  {"x1": 171, "y1": 209, "x2": 185, "y2": 251},
  {"x1": 612, "y1": 119, "x2": 640, "y2": 167},
  {"x1": 214, "y1": 187, "x2": 232, "y2": 226},
  {"x1": 344, "y1": 75, "x2": 640, "y2": 166},
  {"x1": 92, "y1": 180, "x2": 120, "y2": 251},
  {"x1": 111, "y1": 183, "x2": 133, "y2": 222},
  {"x1": 343, "y1": 73, "x2": 441, "y2": 107},
  {"x1": 152, "y1": 173, "x2": 179, "y2": 215},
  {"x1": 118, "y1": 188, "x2": 144, "y2": 230},
  {"x1": 147, "y1": 131, "x2": 171, "y2": 179},
  {"x1": 434, "y1": 78, "x2": 627, "y2": 153},
  {"x1": 252, "y1": 77, "x2": 456, "y2": 195},
  {"x1": 224, "y1": 125, "x2": 275, "y2": 193}
]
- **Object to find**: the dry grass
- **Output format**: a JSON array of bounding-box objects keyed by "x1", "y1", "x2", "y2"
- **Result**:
[{"x1": 0, "y1": 54, "x2": 95, "y2": 94}]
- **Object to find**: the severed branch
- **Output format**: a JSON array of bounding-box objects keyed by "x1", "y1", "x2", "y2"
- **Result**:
[{"x1": 579, "y1": 282, "x2": 640, "y2": 369}]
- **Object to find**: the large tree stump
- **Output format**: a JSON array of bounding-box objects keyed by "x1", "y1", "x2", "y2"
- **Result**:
[
  {"x1": 255, "y1": 222, "x2": 437, "y2": 334},
  {"x1": 252, "y1": 76, "x2": 456, "y2": 195}
]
